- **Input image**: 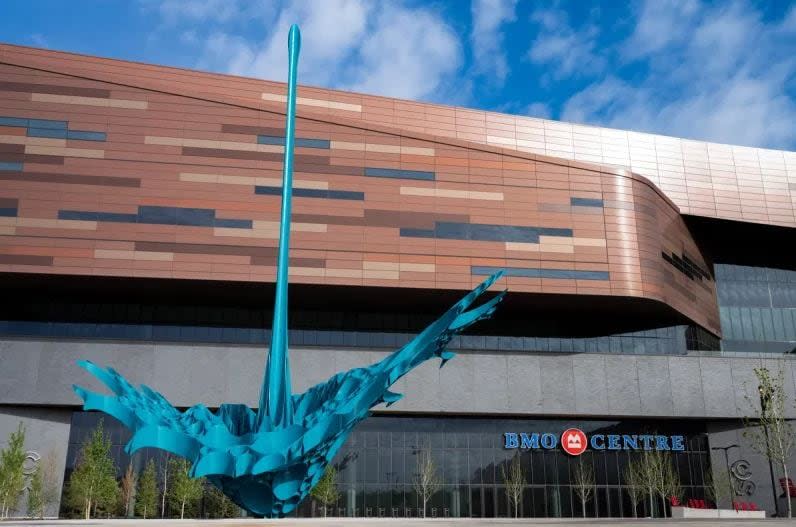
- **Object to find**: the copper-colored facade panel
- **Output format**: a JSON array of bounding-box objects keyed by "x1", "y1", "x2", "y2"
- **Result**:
[{"x1": 0, "y1": 44, "x2": 750, "y2": 335}]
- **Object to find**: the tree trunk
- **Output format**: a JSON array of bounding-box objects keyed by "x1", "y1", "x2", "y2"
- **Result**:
[
  {"x1": 161, "y1": 464, "x2": 168, "y2": 518},
  {"x1": 784, "y1": 461, "x2": 792, "y2": 518},
  {"x1": 181, "y1": 499, "x2": 186, "y2": 519},
  {"x1": 323, "y1": 504, "x2": 327, "y2": 518},
  {"x1": 632, "y1": 502, "x2": 637, "y2": 518},
  {"x1": 649, "y1": 493, "x2": 654, "y2": 518},
  {"x1": 85, "y1": 498, "x2": 91, "y2": 520},
  {"x1": 581, "y1": 500, "x2": 586, "y2": 517}
]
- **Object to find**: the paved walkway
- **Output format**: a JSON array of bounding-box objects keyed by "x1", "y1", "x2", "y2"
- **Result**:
[{"x1": 4, "y1": 519, "x2": 796, "y2": 526}]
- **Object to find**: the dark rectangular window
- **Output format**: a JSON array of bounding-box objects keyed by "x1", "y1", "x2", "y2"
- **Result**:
[
  {"x1": 402, "y1": 222, "x2": 572, "y2": 243},
  {"x1": 257, "y1": 135, "x2": 330, "y2": 149},
  {"x1": 67, "y1": 130, "x2": 107, "y2": 141},
  {"x1": 57, "y1": 206, "x2": 253, "y2": 229},
  {"x1": 570, "y1": 197, "x2": 604, "y2": 207},
  {"x1": 214, "y1": 217, "x2": 253, "y2": 228},
  {"x1": 255, "y1": 186, "x2": 364, "y2": 200},
  {"x1": 27, "y1": 118, "x2": 67, "y2": 130},
  {"x1": 472, "y1": 266, "x2": 609, "y2": 281},
  {"x1": 27, "y1": 128, "x2": 67, "y2": 139},
  {"x1": 0, "y1": 116, "x2": 29, "y2": 127},
  {"x1": 138, "y1": 206, "x2": 178, "y2": 225},
  {"x1": 398, "y1": 227, "x2": 435, "y2": 238},
  {"x1": 174, "y1": 207, "x2": 215, "y2": 227},
  {"x1": 364, "y1": 167, "x2": 435, "y2": 181},
  {"x1": 0, "y1": 161, "x2": 23, "y2": 171}
]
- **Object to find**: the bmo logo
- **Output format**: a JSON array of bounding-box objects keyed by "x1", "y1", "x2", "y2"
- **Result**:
[
  {"x1": 503, "y1": 430, "x2": 685, "y2": 454},
  {"x1": 561, "y1": 428, "x2": 587, "y2": 456}
]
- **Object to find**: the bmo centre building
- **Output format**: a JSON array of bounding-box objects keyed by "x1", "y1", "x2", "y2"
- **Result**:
[{"x1": 0, "y1": 43, "x2": 795, "y2": 519}]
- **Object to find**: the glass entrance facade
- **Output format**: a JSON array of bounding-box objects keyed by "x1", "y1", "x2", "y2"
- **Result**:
[
  {"x1": 301, "y1": 416, "x2": 711, "y2": 518},
  {"x1": 64, "y1": 412, "x2": 711, "y2": 518}
]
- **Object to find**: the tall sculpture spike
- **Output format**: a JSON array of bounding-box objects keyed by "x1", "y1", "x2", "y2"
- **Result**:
[
  {"x1": 257, "y1": 24, "x2": 301, "y2": 430},
  {"x1": 73, "y1": 22, "x2": 506, "y2": 517}
]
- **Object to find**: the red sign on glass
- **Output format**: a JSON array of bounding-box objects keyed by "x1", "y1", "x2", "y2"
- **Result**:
[{"x1": 561, "y1": 428, "x2": 588, "y2": 456}]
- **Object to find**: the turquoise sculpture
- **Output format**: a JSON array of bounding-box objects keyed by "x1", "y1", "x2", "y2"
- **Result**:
[{"x1": 73, "y1": 24, "x2": 505, "y2": 517}]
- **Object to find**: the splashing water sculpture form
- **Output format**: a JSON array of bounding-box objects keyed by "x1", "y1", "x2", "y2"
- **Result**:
[{"x1": 73, "y1": 24, "x2": 505, "y2": 517}]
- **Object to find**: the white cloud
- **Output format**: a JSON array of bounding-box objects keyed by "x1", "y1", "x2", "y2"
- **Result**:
[
  {"x1": 526, "y1": 7, "x2": 603, "y2": 80},
  {"x1": 223, "y1": 0, "x2": 370, "y2": 87},
  {"x1": 470, "y1": 0, "x2": 517, "y2": 83},
  {"x1": 193, "y1": 0, "x2": 462, "y2": 101},
  {"x1": 179, "y1": 30, "x2": 199, "y2": 45},
  {"x1": 139, "y1": 0, "x2": 268, "y2": 24},
  {"x1": 345, "y1": 5, "x2": 462, "y2": 99},
  {"x1": 783, "y1": 5, "x2": 796, "y2": 32},
  {"x1": 198, "y1": 33, "x2": 257, "y2": 76},
  {"x1": 30, "y1": 33, "x2": 49, "y2": 49},
  {"x1": 622, "y1": 0, "x2": 699, "y2": 60},
  {"x1": 525, "y1": 102, "x2": 552, "y2": 119},
  {"x1": 561, "y1": 0, "x2": 796, "y2": 149}
]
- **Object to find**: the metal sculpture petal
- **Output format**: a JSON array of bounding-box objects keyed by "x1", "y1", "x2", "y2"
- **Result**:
[{"x1": 73, "y1": 24, "x2": 505, "y2": 518}]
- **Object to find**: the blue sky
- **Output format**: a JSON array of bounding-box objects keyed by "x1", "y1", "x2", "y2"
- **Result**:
[{"x1": 1, "y1": 0, "x2": 795, "y2": 150}]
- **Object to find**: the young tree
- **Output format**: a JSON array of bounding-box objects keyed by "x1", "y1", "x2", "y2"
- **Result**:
[
  {"x1": 572, "y1": 456, "x2": 595, "y2": 518},
  {"x1": 64, "y1": 420, "x2": 119, "y2": 520},
  {"x1": 0, "y1": 422, "x2": 27, "y2": 519},
  {"x1": 412, "y1": 448, "x2": 441, "y2": 518},
  {"x1": 39, "y1": 451, "x2": 62, "y2": 518},
  {"x1": 623, "y1": 455, "x2": 644, "y2": 518},
  {"x1": 26, "y1": 450, "x2": 61, "y2": 519},
  {"x1": 637, "y1": 449, "x2": 681, "y2": 518},
  {"x1": 637, "y1": 449, "x2": 666, "y2": 518},
  {"x1": 704, "y1": 468, "x2": 734, "y2": 509},
  {"x1": 27, "y1": 463, "x2": 43, "y2": 519},
  {"x1": 310, "y1": 465, "x2": 340, "y2": 517},
  {"x1": 167, "y1": 457, "x2": 203, "y2": 519},
  {"x1": 744, "y1": 366, "x2": 795, "y2": 518},
  {"x1": 204, "y1": 483, "x2": 238, "y2": 519},
  {"x1": 501, "y1": 453, "x2": 524, "y2": 518},
  {"x1": 659, "y1": 454, "x2": 682, "y2": 516},
  {"x1": 160, "y1": 453, "x2": 171, "y2": 518},
  {"x1": 135, "y1": 460, "x2": 157, "y2": 519},
  {"x1": 119, "y1": 462, "x2": 136, "y2": 518}
]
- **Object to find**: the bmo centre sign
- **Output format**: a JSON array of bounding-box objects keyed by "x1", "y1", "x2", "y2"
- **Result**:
[{"x1": 504, "y1": 428, "x2": 685, "y2": 456}]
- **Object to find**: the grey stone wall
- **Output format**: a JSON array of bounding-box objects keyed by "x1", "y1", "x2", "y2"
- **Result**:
[
  {"x1": 0, "y1": 406, "x2": 71, "y2": 518},
  {"x1": 4, "y1": 337, "x2": 796, "y2": 517},
  {"x1": 706, "y1": 420, "x2": 796, "y2": 517},
  {"x1": 2, "y1": 338, "x2": 796, "y2": 419}
]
